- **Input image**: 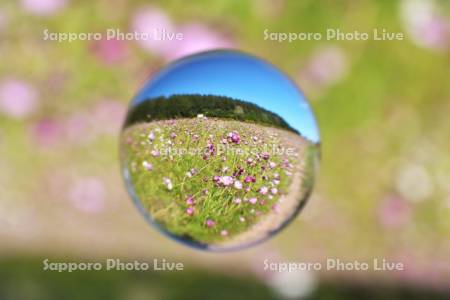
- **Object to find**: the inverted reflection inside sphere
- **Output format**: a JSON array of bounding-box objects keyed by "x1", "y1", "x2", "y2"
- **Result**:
[{"x1": 120, "y1": 50, "x2": 320, "y2": 251}]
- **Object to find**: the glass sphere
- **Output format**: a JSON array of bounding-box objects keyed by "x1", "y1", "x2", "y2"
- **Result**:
[{"x1": 120, "y1": 50, "x2": 320, "y2": 251}]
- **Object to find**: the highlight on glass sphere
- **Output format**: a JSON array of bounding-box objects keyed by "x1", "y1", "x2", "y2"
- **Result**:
[{"x1": 120, "y1": 50, "x2": 320, "y2": 251}]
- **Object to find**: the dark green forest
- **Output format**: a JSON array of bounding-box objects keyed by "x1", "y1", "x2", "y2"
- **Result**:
[{"x1": 124, "y1": 94, "x2": 300, "y2": 135}]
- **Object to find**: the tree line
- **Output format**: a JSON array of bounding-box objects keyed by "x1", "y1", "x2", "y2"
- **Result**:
[{"x1": 124, "y1": 94, "x2": 301, "y2": 135}]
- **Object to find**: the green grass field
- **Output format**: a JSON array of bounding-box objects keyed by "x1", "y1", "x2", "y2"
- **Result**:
[{"x1": 121, "y1": 117, "x2": 315, "y2": 247}]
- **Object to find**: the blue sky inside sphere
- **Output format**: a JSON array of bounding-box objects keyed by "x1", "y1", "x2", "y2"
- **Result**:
[{"x1": 133, "y1": 50, "x2": 320, "y2": 143}]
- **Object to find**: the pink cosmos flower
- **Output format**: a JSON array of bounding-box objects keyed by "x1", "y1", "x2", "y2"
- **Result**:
[
  {"x1": 0, "y1": 79, "x2": 38, "y2": 119},
  {"x1": 21, "y1": 0, "x2": 68, "y2": 16},
  {"x1": 259, "y1": 186, "x2": 269, "y2": 195},
  {"x1": 186, "y1": 207, "x2": 194, "y2": 216},
  {"x1": 271, "y1": 187, "x2": 278, "y2": 195},
  {"x1": 269, "y1": 161, "x2": 277, "y2": 169},
  {"x1": 220, "y1": 176, "x2": 234, "y2": 186},
  {"x1": 205, "y1": 219, "x2": 215, "y2": 227},
  {"x1": 186, "y1": 195, "x2": 195, "y2": 205},
  {"x1": 261, "y1": 153, "x2": 270, "y2": 160},
  {"x1": 234, "y1": 180, "x2": 243, "y2": 190},
  {"x1": 249, "y1": 197, "x2": 258, "y2": 204},
  {"x1": 244, "y1": 175, "x2": 256, "y2": 183},
  {"x1": 170, "y1": 132, "x2": 177, "y2": 139},
  {"x1": 148, "y1": 131, "x2": 155, "y2": 142},
  {"x1": 228, "y1": 131, "x2": 241, "y2": 144},
  {"x1": 233, "y1": 167, "x2": 245, "y2": 177},
  {"x1": 142, "y1": 161, "x2": 153, "y2": 171},
  {"x1": 233, "y1": 198, "x2": 242, "y2": 204},
  {"x1": 220, "y1": 230, "x2": 228, "y2": 236},
  {"x1": 151, "y1": 149, "x2": 160, "y2": 157}
]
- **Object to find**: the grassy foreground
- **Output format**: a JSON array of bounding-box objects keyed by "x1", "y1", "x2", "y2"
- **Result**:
[{"x1": 121, "y1": 117, "x2": 315, "y2": 247}]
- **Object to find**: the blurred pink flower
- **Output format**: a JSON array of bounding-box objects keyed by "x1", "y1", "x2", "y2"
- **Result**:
[
  {"x1": 244, "y1": 175, "x2": 256, "y2": 183},
  {"x1": 259, "y1": 186, "x2": 269, "y2": 195},
  {"x1": 378, "y1": 195, "x2": 412, "y2": 228},
  {"x1": 400, "y1": 0, "x2": 449, "y2": 51},
  {"x1": 148, "y1": 131, "x2": 155, "y2": 142},
  {"x1": 186, "y1": 195, "x2": 195, "y2": 205},
  {"x1": 90, "y1": 38, "x2": 129, "y2": 65},
  {"x1": 131, "y1": 7, "x2": 234, "y2": 61},
  {"x1": 0, "y1": 10, "x2": 8, "y2": 32},
  {"x1": 142, "y1": 161, "x2": 153, "y2": 171},
  {"x1": 68, "y1": 177, "x2": 106, "y2": 214},
  {"x1": 0, "y1": 79, "x2": 38, "y2": 119},
  {"x1": 219, "y1": 175, "x2": 234, "y2": 186},
  {"x1": 234, "y1": 180, "x2": 242, "y2": 190},
  {"x1": 131, "y1": 6, "x2": 175, "y2": 55},
  {"x1": 166, "y1": 23, "x2": 234, "y2": 60},
  {"x1": 21, "y1": 0, "x2": 68, "y2": 16},
  {"x1": 299, "y1": 46, "x2": 348, "y2": 91},
  {"x1": 90, "y1": 100, "x2": 126, "y2": 136},
  {"x1": 186, "y1": 207, "x2": 194, "y2": 216},
  {"x1": 205, "y1": 219, "x2": 215, "y2": 227},
  {"x1": 418, "y1": 18, "x2": 449, "y2": 50},
  {"x1": 64, "y1": 112, "x2": 91, "y2": 144},
  {"x1": 30, "y1": 118, "x2": 64, "y2": 147}
]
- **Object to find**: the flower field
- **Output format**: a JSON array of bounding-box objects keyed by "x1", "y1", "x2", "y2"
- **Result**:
[{"x1": 121, "y1": 117, "x2": 316, "y2": 248}]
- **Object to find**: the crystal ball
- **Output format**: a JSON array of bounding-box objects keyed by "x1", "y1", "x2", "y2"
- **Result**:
[{"x1": 120, "y1": 50, "x2": 320, "y2": 250}]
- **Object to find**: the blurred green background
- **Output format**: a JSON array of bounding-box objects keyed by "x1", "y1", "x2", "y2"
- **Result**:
[{"x1": 0, "y1": 0, "x2": 449, "y2": 299}]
